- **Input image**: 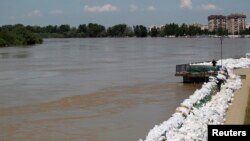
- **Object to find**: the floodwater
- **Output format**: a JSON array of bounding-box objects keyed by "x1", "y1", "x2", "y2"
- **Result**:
[{"x1": 0, "y1": 38, "x2": 250, "y2": 141}]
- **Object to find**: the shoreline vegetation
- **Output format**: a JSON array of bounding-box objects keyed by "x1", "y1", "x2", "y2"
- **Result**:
[
  {"x1": 0, "y1": 24, "x2": 43, "y2": 47},
  {"x1": 1, "y1": 23, "x2": 250, "y2": 47}
]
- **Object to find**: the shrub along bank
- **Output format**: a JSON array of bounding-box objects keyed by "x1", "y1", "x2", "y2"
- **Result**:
[{"x1": 0, "y1": 24, "x2": 43, "y2": 47}]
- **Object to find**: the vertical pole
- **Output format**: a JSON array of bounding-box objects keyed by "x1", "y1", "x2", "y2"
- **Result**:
[{"x1": 220, "y1": 36, "x2": 223, "y2": 67}]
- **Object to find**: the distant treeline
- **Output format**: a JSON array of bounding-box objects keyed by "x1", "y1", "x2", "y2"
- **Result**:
[
  {"x1": 1, "y1": 23, "x2": 250, "y2": 47},
  {"x1": 0, "y1": 24, "x2": 43, "y2": 47},
  {"x1": 17, "y1": 23, "x2": 229, "y2": 38}
]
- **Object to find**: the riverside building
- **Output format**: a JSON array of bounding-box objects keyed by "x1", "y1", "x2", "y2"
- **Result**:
[
  {"x1": 208, "y1": 15, "x2": 226, "y2": 32},
  {"x1": 208, "y1": 14, "x2": 247, "y2": 35},
  {"x1": 227, "y1": 14, "x2": 246, "y2": 35}
]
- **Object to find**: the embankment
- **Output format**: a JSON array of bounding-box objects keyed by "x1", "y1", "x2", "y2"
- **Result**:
[{"x1": 225, "y1": 68, "x2": 250, "y2": 124}]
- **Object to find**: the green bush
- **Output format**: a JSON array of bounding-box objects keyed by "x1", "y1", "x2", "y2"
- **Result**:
[
  {"x1": 0, "y1": 38, "x2": 7, "y2": 47},
  {"x1": 0, "y1": 25, "x2": 43, "y2": 47}
]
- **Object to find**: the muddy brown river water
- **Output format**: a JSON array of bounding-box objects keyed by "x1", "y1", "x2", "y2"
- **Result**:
[{"x1": 1, "y1": 38, "x2": 250, "y2": 141}]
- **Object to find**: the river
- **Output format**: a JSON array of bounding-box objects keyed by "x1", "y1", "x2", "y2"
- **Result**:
[{"x1": 0, "y1": 38, "x2": 249, "y2": 141}]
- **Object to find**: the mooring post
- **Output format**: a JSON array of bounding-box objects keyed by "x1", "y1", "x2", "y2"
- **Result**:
[{"x1": 220, "y1": 36, "x2": 223, "y2": 67}]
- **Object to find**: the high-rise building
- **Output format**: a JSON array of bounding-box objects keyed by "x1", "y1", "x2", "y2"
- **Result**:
[
  {"x1": 227, "y1": 14, "x2": 246, "y2": 35},
  {"x1": 208, "y1": 15, "x2": 226, "y2": 32},
  {"x1": 208, "y1": 14, "x2": 247, "y2": 35}
]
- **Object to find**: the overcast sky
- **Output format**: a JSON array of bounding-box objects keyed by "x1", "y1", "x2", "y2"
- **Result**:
[{"x1": 0, "y1": 0, "x2": 249, "y2": 27}]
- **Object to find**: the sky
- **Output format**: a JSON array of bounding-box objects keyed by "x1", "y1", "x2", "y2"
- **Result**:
[{"x1": 0, "y1": 0, "x2": 249, "y2": 27}]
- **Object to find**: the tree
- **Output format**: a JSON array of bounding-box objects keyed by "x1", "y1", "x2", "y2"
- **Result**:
[
  {"x1": 59, "y1": 24, "x2": 70, "y2": 33},
  {"x1": 0, "y1": 25, "x2": 13, "y2": 31},
  {"x1": 202, "y1": 29, "x2": 210, "y2": 35},
  {"x1": 134, "y1": 25, "x2": 148, "y2": 37},
  {"x1": 44, "y1": 25, "x2": 58, "y2": 33},
  {"x1": 77, "y1": 24, "x2": 87, "y2": 36},
  {"x1": 87, "y1": 23, "x2": 106, "y2": 37},
  {"x1": 161, "y1": 23, "x2": 180, "y2": 37},
  {"x1": 26, "y1": 25, "x2": 42, "y2": 33},
  {"x1": 0, "y1": 24, "x2": 43, "y2": 47},
  {"x1": 107, "y1": 24, "x2": 129, "y2": 37},
  {"x1": 124, "y1": 26, "x2": 134, "y2": 37},
  {"x1": 107, "y1": 24, "x2": 134, "y2": 37},
  {"x1": 187, "y1": 25, "x2": 201, "y2": 36},
  {"x1": 0, "y1": 38, "x2": 7, "y2": 47},
  {"x1": 217, "y1": 28, "x2": 228, "y2": 36},
  {"x1": 179, "y1": 24, "x2": 188, "y2": 36},
  {"x1": 239, "y1": 27, "x2": 250, "y2": 35},
  {"x1": 149, "y1": 27, "x2": 159, "y2": 37}
]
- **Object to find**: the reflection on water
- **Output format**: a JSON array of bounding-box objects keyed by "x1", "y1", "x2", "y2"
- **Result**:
[
  {"x1": 0, "y1": 51, "x2": 30, "y2": 59},
  {"x1": 0, "y1": 53, "x2": 11, "y2": 59},
  {"x1": 13, "y1": 51, "x2": 30, "y2": 58},
  {"x1": 0, "y1": 82, "x2": 200, "y2": 141},
  {"x1": 0, "y1": 38, "x2": 250, "y2": 141}
]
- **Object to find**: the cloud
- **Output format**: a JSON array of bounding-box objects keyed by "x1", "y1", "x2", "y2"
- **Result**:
[
  {"x1": 84, "y1": 4, "x2": 118, "y2": 13},
  {"x1": 147, "y1": 6, "x2": 156, "y2": 11},
  {"x1": 8, "y1": 16, "x2": 17, "y2": 20},
  {"x1": 8, "y1": 10, "x2": 43, "y2": 20},
  {"x1": 28, "y1": 10, "x2": 43, "y2": 17},
  {"x1": 180, "y1": 0, "x2": 221, "y2": 11},
  {"x1": 129, "y1": 5, "x2": 156, "y2": 12},
  {"x1": 49, "y1": 9, "x2": 64, "y2": 15},
  {"x1": 129, "y1": 4, "x2": 139, "y2": 12},
  {"x1": 197, "y1": 4, "x2": 221, "y2": 11},
  {"x1": 180, "y1": 0, "x2": 192, "y2": 9}
]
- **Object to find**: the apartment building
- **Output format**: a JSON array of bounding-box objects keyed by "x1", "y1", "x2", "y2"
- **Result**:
[
  {"x1": 208, "y1": 15, "x2": 226, "y2": 32},
  {"x1": 208, "y1": 14, "x2": 247, "y2": 35},
  {"x1": 227, "y1": 14, "x2": 246, "y2": 34}
]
